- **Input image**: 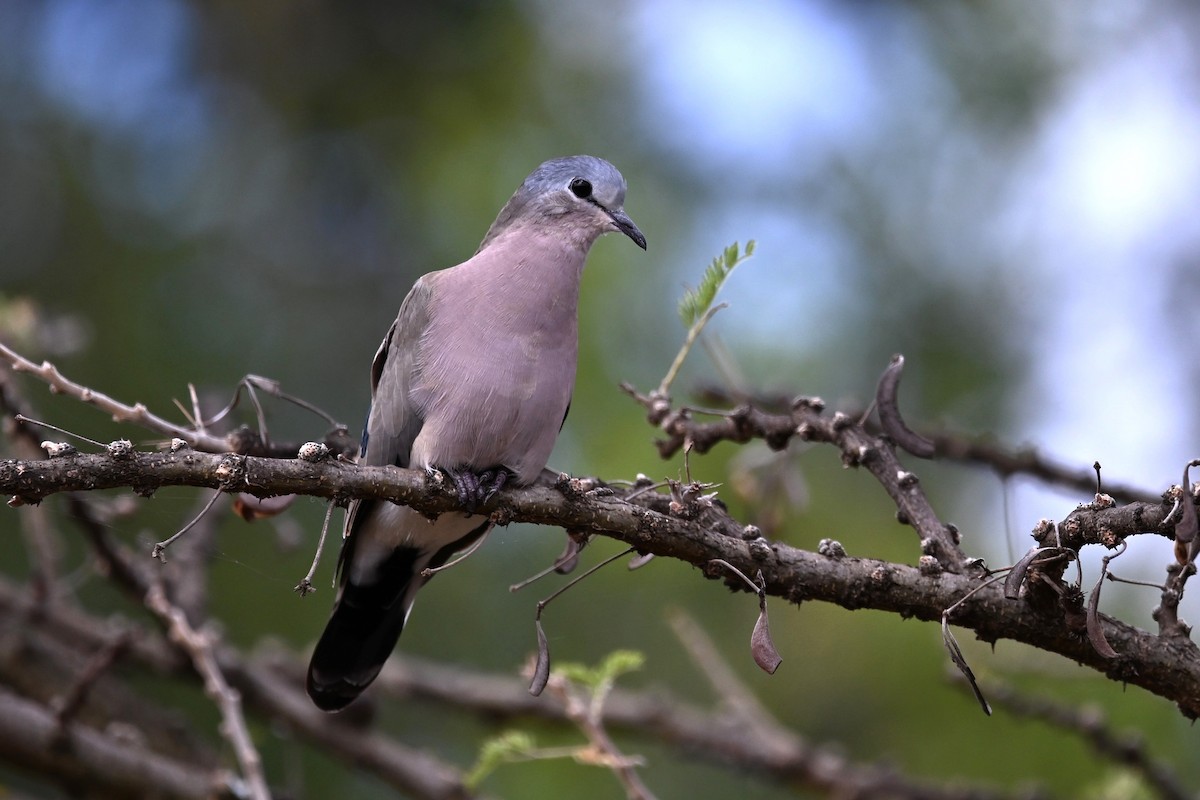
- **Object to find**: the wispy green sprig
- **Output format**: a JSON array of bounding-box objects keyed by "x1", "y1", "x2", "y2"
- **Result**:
[
  {"x1": 677, "y1": 240, "x2": 756, "y2": 328},
  {"x1": 660, "y1": 240, "x2": 756, "y2": 396},
  {"x1": 465, "y1": 731, "x2": 539, "y2": 789},
  {"x1": 554, "y1": 649, "x2": 645, "y2": 691}
]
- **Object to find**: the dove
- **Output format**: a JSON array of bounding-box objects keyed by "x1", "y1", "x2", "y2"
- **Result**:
[{"x1": 307, "y1": 155, "x2": 646, "y2": 711}]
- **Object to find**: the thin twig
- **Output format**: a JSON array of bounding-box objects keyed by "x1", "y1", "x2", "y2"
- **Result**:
[
  {"x1": 14, "y1": 414, "x2": 106, "y2": 449},
  {"x1": 658, "y1": 303, "x2": 726, "y2": 397},
  {"x1": 201, "y1": 375, "x2": 343, "y2": 431},
  {"x1": 0, "y1": 344, "x2": 232, "y2": 452},
  {"x1": 547, "y1": 530, "x2": 593, "y2": 579},
  {"x1": 536, "y1": 547, "x2": 636, "y2": 618},
  {"x1": 530, "y1": 547, "x2": 637, "y2": 696},
  {"x1": 52, "y1": 630, "x2": 134, "y2": 734},
  {"x1": 295, "y1": 501, "x2": 337, "y2": 596},
  {"x1": 152, "y1": 489, "x2": 224, "y2": 561}
]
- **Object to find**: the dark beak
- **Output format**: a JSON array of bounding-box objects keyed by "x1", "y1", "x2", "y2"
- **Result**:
[{"x1": 606, "y1": 207, "x2": 648, "y2": 250}]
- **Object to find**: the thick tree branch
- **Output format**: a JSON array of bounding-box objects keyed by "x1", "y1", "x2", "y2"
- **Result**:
[{"x1": 3, "y1": 447, "x2": 1198, "y2": 720}]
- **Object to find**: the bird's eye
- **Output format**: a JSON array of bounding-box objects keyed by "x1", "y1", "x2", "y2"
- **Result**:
[{"x1": 568, "y1": 178, "x2": 592, "y2": 199}]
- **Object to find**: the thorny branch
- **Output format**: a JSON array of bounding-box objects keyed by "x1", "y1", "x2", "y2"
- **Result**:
[
  {"x1": 0, "y1": 343, "x2": 355, "y2": 459},
  {"x1": 3, "y1": 434, "x2": 1200, "y2": 720},
  {"x1": 689, "y1": 383, "x2": 1161, "y2": 504},
  {"x1": 619, "y1": 382, "x2": 971, "y2": 574},
  {"x1": 625, "y1": 371, "x2": 1200, "y2": 718}
]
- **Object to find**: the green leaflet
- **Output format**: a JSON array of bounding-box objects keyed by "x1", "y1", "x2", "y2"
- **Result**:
[{"x1": 677, "y1": 240, "x2": 756, "y2": 328}]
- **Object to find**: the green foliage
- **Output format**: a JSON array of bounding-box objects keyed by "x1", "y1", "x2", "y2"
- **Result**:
[
  {"x1": 659, "y1": 241, "x2": 757, "y2": 395},
  {"x1": 676, "y1": 240, "x2": 756, "y2": 328},
  {"x1": 464, "y1": 650, "x2": 646, "y2": 790},
  {"x1": 554, "y1": 649, "x2": 645, "y2": 691},
  {"x1": 1082, "y1": 770, "x2": 1154, "y2": 800},
  {"x1": 465, "y1": 730, "x2": 539, "y2": 790}
]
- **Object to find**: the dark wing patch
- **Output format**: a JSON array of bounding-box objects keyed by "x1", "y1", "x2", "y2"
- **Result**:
[
  {"x1": 359, "y1": 278, "x2": 434, "y2": 471},
  {"x1": 340, "y1": 278, "x2": 437, "y2": 582}
]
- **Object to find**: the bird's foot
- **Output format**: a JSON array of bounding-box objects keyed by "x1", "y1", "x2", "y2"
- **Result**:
[{"x1": 445, "y1": 466, "x2": 511, "y2": 513}]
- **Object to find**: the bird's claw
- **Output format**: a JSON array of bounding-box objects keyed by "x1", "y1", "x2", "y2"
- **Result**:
[{"x1": 445, "y1": 466, "x2": 510, "y2": 513}]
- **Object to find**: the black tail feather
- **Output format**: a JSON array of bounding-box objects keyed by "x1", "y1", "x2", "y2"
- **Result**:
[
  {"x1": 306, "y1": 515, "x2": 493, "y2": 712},
  {"x1": 306, "y1": 546, "x2": 420, "y2": 712}
]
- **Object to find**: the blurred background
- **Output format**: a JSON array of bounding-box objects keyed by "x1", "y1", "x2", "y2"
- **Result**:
[{"x1": 2, "y1": 0, "x2": 1200, "y2": 797}]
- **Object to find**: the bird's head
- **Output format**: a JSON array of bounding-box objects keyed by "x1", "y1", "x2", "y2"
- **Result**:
[{"x1": 479, "y1": 155, "x2": 647, "y2": 252}]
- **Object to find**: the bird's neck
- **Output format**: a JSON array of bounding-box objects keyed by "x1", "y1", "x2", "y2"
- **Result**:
[
  {"x1": 481, "y1": 223, "x2": 590, "y2": 282},
  {"x1": 490, "y1": 215, "x2": 599, "y2": 257},
  {"x1": 456, "y1": 224, "x2": 591, "y2": 327}
]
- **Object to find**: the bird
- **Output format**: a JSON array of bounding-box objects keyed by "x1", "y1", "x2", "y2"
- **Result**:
[{"x1": 306, "y1": 155, "x2": 647, "y2": 711}]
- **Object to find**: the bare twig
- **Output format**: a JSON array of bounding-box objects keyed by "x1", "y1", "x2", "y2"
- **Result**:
[
  {"x1": 162, "y1": 489, "x2": 222, "y2": 625},
  {"x1": 201, "y1": 374, "x2": 343, "y2": 433},
  {"x1": 1, "y1": 345, "x2": 356, "y2": 458},
  {"x1": 0, "y1": 344, "x2": 234, "y2": 452},
  {"x1": 51, "y1": 629, "x2": 134, "y2": 735},
  {"x1": 14, "y1": 414, "x2": 108, "y2": 450},
  {"x1": 981, "y1": 682, "x2": 1192, "y2": 800},
  {"x1": 928, "y1": 432, "x2": 1158, "y2": 504},
  {"x1": 529, "y1": 546, "x2": 636, "y2": 696},
  {"x1": 145, "y1": 582, "x2": 271, "y2": 800},
  {"x1": 296, "y1": 500, "x2": 337, "y2": 596},
  {"x1": 152, "y1": 489, "x2": 224, "y2": 561},
  {"x1": 422, "y1": 525, "x2": 493, "y2": 576},
  {"x1": 509, "y1": 530, "x2": 593, "y2": 591},
  {"x1": 684, "y1": 384, "x2": 1160, "y2": 503}
]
